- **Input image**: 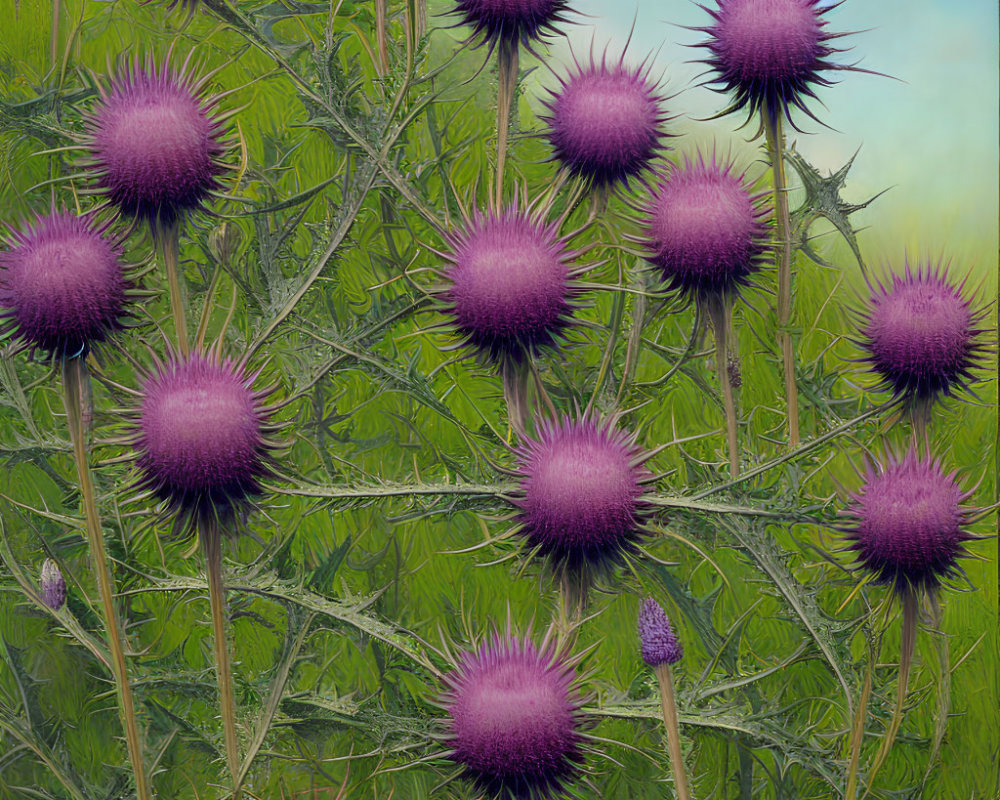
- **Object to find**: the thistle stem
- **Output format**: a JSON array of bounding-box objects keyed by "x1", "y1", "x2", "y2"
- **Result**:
[
  {"x1": 654, "y1": 663, "x2": 692, "y2": 800},
  {"x1": 62, "y1": 355, "x2": 150, "y2": 800},
  {"x1": 844, "y1": 640, "x2": 874, "y2": 800},
  {"x1": 201, "y1": 523, "x2": 241, "y2": 798},
  {"x1": 155, "y1": 219, "x2": 189, "y2": 357},
  {"x1": 495, "y1": 39, "x2": 519, "y2": 210},
  {"x1": 865, "y1": 590, "x2": 917, "y2": 794},
  {"x1": 374, "y1": 0, "x2": 390, "y2": 77},
  {"x1": 706, "y1": 298, "x2": 739, "y2": 477},
  {"x1": 762, "y1": 109, "x2": 799, "y2": 447}
]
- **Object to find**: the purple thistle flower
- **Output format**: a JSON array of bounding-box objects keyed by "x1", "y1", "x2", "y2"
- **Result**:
[
  {"x1": 83, "y1": 52, "x2": 230, "y2": 223},
  {"x1": 511, "y1": 413, "x2": 651, "y2": 578},
  {"x1": 40, "y1": 558, "x2": 66, "y2": 611},
  {"x1": 857, "y1": 260, "x2": 989, "y2": 406},
  {"x1": 637, "y1": 151, "x2": 770, "y2": 303},
  {"x1": 0, "y1": 209, "x2": 130, "y2": 356},
  {"x1": 449, "y1": 0, "x2": 574, "y2": 53},
  {"x1": 439, "y1": 205, "x2": 581, "y2": 365},
  {"x1": 693, "y1": 0, "x2": 859, "y2": 129},
  {"x1": 840, "y1": 448, "x2": 976, "y2": 594},
  {"x1": 131, "y1": 350, "x2": 282, "y2": 528},
  {"x1": 440, "y1": 630, "x2": 586, "y2": 799},
  {"x1": 541, "y1": 45, "x2": 672, "y2": 189},
  {"x1": 638, "y1": 598, "x2": 682, "y2": 667}
]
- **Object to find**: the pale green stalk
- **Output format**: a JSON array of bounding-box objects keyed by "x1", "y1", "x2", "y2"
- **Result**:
[{"x1": 655, "y1": 663, "x2": 692, "y2": 800}]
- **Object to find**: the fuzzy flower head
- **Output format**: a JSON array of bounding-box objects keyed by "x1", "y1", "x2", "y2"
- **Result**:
[
  {"x1": 638, "y1": 151, "x2": 770, "y2": 304},
  {"x1": 840, "y1": 448, "x2": 976, "y2": 595},
  {"x1": 131, "y1": 350, "x2": 282, "y2": 530},
  {"x1": 439, "y1": 628, "x2": 587, "y2": 799},
  {"x1": 82, "y1": 52, "x2": 231, "y2": 224},
  {"x1": 0, "y1": 209, "x2": 130, "y2": 356},
  {"x1": 694, "y1": 0, "x2": 855, "y2": 128},
  {"x1": 40, "y1": 558, "x2": 67, "y2": 611},
  {"x1": 510, "y1": 413, "x2": 652, "y2": 581},
  {"x1": 450, "y1": 0, "x2": 575, "y2": 53},
  {"x1": 437, "y1": 204, "x2": 581, "y2": 365},
  {"x1": 857, "y1": 260, "x2": 989, "y2": 407},
  {"x1": 638, "y1": 598, "x2": 682, "y2": 667},
  {"x1": 541, "y1": 45, "x2": 672, "y2": 189}
]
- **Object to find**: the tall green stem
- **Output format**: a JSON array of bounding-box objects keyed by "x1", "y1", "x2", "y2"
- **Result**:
[
  {"x1": 762, "y1": 110, "x2": 799, "y2": 447},
  {"x1": 655, "y1": 663, "x2": 692, "y2": 800},
  {"x1": 202, "y1": 523, "x2": 241, "y2": 798},
  {"x1": 155, "y1": 219, "x2": 189, "y2": 357},
  {"x1": 495, "y1": 39, "x2": 518, "y2": 210},
  {"x1": 706, "y1": 298, "x2": 739, "y2": 477},
  {"x1": 374, "y1": 0, "x2": 389, "y2": 76},
  {"x1": 62, "y1": 356, "x2": 151, "y2": 800}
]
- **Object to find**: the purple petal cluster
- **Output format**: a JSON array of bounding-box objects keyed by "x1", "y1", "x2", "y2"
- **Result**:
[
  {"x1": 441, "y1": 206, "x2": 578, "y2": 364},
  {"x1": 858, "y1": 260, "x2": 988, "y2": 406},
  {"x1": 638, "y1": 598, "x2": 682, "y2": 667},
  {"x1": 841, "y1": 448, "x2": 975, "y2": 594},
  {"x1": 639, "y1": 152, "x2": 769, "y2": 302},
  {"x1": 133, "y1": 351, "x2": 280, "y2": 524},
  {"x1": 40, "y1": 558, "x2": 67, "y2": 611},
  {"x1": 512, "y1": 413, "x2": 650, "y2": 576},
  {"x1": 694, "y1": 0, "x2": 851, "y2": 128},
  {"x1": 441, "y1": 631, "x2": 585, "y2": 799},
  {"x1": 0, "y1": 210, "x2": 129, "y2": 356},
  {"x1": 84, "y1": 54, "x2": 229, "y2": 223},
  {"x1": 450, "y1": 0, "x2": 574, "y2": 52},
  {"x1": 541, "y1": 48, "x2": 671, "y2": 188}
]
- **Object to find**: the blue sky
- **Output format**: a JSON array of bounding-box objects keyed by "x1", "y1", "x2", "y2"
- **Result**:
[{"x1": 528, "y1": 0, "x2": 999, "y2": 273}]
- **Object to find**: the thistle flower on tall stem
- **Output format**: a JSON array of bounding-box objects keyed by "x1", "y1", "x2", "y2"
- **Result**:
[
  {"x1": 638, "y1": 598, "x2": 689, "y2": 800},
  {"x1": 0, "y1": 208, "x2": 150, "y2": 799}
]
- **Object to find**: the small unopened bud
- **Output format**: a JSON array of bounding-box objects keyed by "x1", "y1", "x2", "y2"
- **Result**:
[
  {"x1": 638, "y1": 597, "x2": 682, "y2": 667},
  {"x1": 40, "y1": 558, "x2": 66, "y2": 610}
]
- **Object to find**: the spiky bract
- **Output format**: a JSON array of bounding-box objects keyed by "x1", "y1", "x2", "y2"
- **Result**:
[
  {"x1": 541, "y1": 47, "x2": 671, "y2": 188},
  {"x1": 440, "y1": 630, "x2": 586, "y2": 799},
  {"x1": 450, "y1": 0, "x2": 574, "y2": 52},
  {"x1": 40, "y1": 558, "x2": 67, "y2": 611},
  {"x1": 841, "y1": 449, "x2": 976, "y2": 594},
  {"x1": 639, "y1": 151, "x2": 769, "y2": 303},
  {"x1": 0, "y1": 210, "x2": 129, "y2": 356},
  {"x1": 858, "y1": 260, "x2": 988, "y2": 406},
  {"x1": 638, "y1": 598, "x2": 682, "y2": 667},
  {"x1": 510, "y1": 413, "x2": 650, "y2": 578},
  {"x1": 132, "y1": 350, "x2": 281, "y2": 529},
  {"x1": 440, "y1": 206, "x2": 580, "y2": 364},
  {"x1": 694, "y1": 0, "x2": 853, "y2": 128},
  {"x1": 83, "y1": 53, "x2": 230, "y2": 223}
]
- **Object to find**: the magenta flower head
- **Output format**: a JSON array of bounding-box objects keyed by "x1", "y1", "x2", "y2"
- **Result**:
[
  {"x1": 840, "y1": 448, "x2": 977, "y2": 595},
  {"x1": 449, "y1": 0, "x2": 575, "y2": 54},
  {"x1": 541, "y1": 44, "x2": 672, "y2": 189},
  {"x1": 694, "y1": 0, "x2": 858, "y2": 128},
  {"x1": 637, "y1": 151, "x2": 770, "y2": 304},
  {"x1": 40, "y1": 558, "x2": 67, "y2": 611},
  {"x1": 857, "y1": 260, "x2": 989, "y2": 408},
  {"x1": 638, "y1": 598, "x2": 682, "y2": 667},
  {"x1": 0, "y1": 208, "x2": 131, "y2": 357},
  {"x1": 82, "y1": 51, "x2": 232, "y2": 224},
  {"x1": 436, "y1": 203, "x2": 583, "y2": 366},
  {"x1": 130, "y1": 349, "x2": 283, "y2": 530},
  {"x1": 510, "y1": 412, "x2": 652, "y2": 581},
  {"x1": 438, "y1": 627, "x2": 587, "y2": 799}
]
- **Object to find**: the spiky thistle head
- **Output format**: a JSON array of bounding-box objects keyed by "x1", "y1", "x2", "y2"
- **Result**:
[
  {"x1": 130, "y1": 349, "x2": 283, "y2": 532},
  {"x1": 0, "y1": 208, "x2": 131, "y2": 357},
  {"x1": 438, "y1": 627, "x2": 587, "y2": 799},
  {"x1": 509, "y1": 412, "x2": 652, "y2": 583},
  {"x1": 638, "y1": 598, "x2": 682, "y2": 667},
  {"x1": 637, "y1": 151, "x2": 770, "y2": 304},
  {"x1": 40, "y1": 558, "x2": 66, "y2": 611},
  {"x1": 449, "y1": 0, "x2": 575, "y2": 53},
  {"x1": 693, "y1": 0, "x2": 858, "y2": 129},
  {"x1": 436, "y1": 204, "x2": 582, "y2": 366},
  {"x1": 82, "y1": 51, "x2": 232, "y2": 224},
  {"x1": 541, "y1": 44, "x2": 672, "y2": 189},
  {"x1": 840, "y1": 448, "x2": 977, "y2": 595},
  {"x1": 856, "y1": 260, "x2": 989, "y2": 408}
]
